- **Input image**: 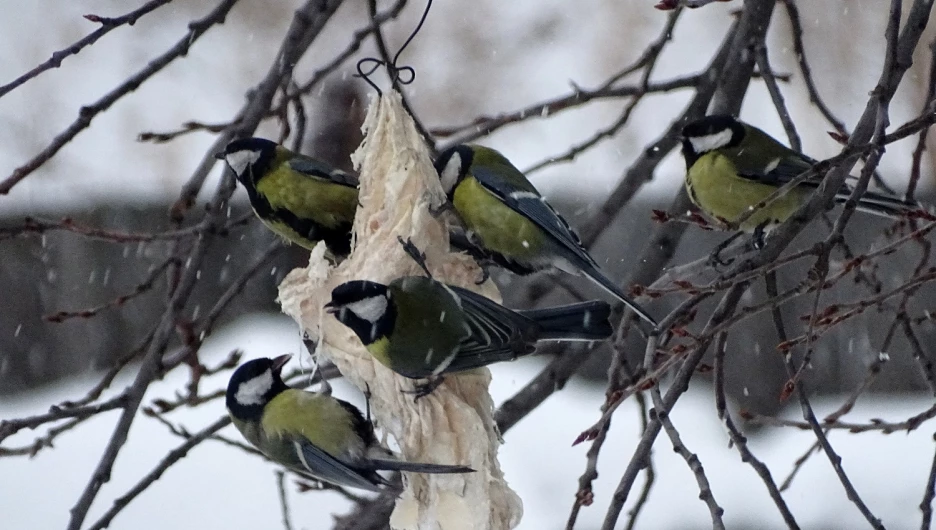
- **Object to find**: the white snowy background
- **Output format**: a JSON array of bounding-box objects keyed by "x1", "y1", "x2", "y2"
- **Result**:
[
  {"x1": 4, "y1": 315, "x2": 934, "y2": 529},
  {"x1": 2, "y1": 0, "x2": 935, "y2": 528}
]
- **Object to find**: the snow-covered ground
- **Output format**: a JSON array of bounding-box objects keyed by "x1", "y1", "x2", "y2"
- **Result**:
[{"x1": 2, "y1": 313, "x2": 934, "y2": 529}]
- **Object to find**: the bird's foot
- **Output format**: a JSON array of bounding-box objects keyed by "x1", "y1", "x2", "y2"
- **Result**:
[
  {"x1": 707, "y1": 251, "x2": 733, "y2": 268},
  {"x1": 751, "y1": 220, "x2": 770, "y2": 250},
  {"x1": 302, "y1": 335, "x2": 317, "y2": 356},
  {"x1": 474, "y1": 267, "x2": 490, "y2": 285},
  {"x1": 397, "y1": 236, "x2": 432, "y2": 277},
  {"x1": 403, "y1": 376, "x2": 444, "y2": 401},
  {"x1": 429, "y1": 200, "x2": 453, "y2": 218},
  {"x1": 706, "y1": 232, "x2": 742, "y2": 269},
  {"x1": 363, "y1": 383, "x2": 372, "y2": 423}
]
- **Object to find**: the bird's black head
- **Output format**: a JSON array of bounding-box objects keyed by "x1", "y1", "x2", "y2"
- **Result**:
[
  {"x1": 325, "y1": 280, "x2": 395, "y2": 345},
  {"x1": 434, "y1": 145, "x2": 474, "y2": 197},
  {"x1": 679, "y1": 115, "x2": 746, "y2": 167},
  {"x1": 218, "y1": 137, "x2": 278, "y2": 186},
  {"x1": 226, "y1": 355, "x2": 291, "y2": 422}
]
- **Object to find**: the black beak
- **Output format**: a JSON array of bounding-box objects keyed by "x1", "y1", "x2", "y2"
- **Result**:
[
  {"x1": 213, "y1": 151, "x2": 225, "y2": 160},
  {"x1": 271, "y1": 354, "x2": 292, "y2": 374}
]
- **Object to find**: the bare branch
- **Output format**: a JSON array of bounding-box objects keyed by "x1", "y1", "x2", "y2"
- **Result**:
[
  {"x1": 0, "y1": 395, "x2": 124, "y2": 446},
  {"x1": 651, "y1": 387, "x2": 725, "y2": 528},
  {"x1": 84, "y1": 416, "x2": 231, "y2": 530},
  {"x1": 0, "y1": 0, "x2": 175, "y2": 99},
  {"x1": 0, "y1": 0, "x2": 240, "y2": 195},
  {"x1": 276, "y1": 471, "x2": 295, "y2": 530},
  {"x1": 62, "y1": 2, "x2": 348, "y2": 528},
  {"x1": 922, "y1": 435, "x2": 936, "y2": 529}
]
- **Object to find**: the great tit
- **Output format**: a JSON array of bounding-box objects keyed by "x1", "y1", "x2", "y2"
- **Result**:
[
  {"x1": 680, "y1": 115, "x2": 922, "y2": 233},
  {"x1": 225, "y1": 355, "x2": 474, "y2": 491},
  {"x1": 434, "y1": 144, "x2": 657, "y2": 327},
  {"x1": 218, "y1": 138, "x2": 359, "y2": 256},
  {"x1": 325, "y1": 275, "x2": 613, "y2": 395}
]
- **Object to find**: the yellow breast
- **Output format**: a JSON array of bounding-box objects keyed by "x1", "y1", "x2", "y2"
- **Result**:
[
  {"x1": 257, "y1": 167, "x2": 357, "y2": 229},
  {"x1": 261, "y1": 390, "x2": 353, "y2": 456},
  {"x1": 452, "y1": 177, "x2": 544, "y2": 259},
  {"x1": 687, "y1": 153, "x2": 809, "y2": 232},
  {"x1": 365, "y1": 337, "x2": 393, "y2": 371}
]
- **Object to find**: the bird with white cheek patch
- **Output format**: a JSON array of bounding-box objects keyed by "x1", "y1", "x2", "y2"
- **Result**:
[
  {"x1": 216, "y1": 137, "x2": 359, "y2": 257},
  {"x1": 680, "y1": 114, "x2": 926, "y2": 239},
  {"x1": 433, "y1": 144, "x2": 659, "y2": 329},
  {"x1": 225, "y1": 355, "x2": 474, "y2": 491},
  {"x1": 326, "y1": 275, "x2": 614, "y2": 397}
]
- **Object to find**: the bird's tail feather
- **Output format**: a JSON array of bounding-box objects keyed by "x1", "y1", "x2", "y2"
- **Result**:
[
  {"x1": 579, "y1": 266, "x2": 658, "y2": 327},
  {"x1": 371, "y1": 459, "x2": 474, "y2": 475},
  {"x1": 520, "y1": 300, "x2": 614, "y2": 341},
  {"x1": 837, "y1": 189, "x2": 929, "y2": 220}
]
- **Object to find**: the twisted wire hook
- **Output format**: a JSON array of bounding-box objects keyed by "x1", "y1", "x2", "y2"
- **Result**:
[{"x1": 354, "y1": 0, "x2": 432, "y2": 96}]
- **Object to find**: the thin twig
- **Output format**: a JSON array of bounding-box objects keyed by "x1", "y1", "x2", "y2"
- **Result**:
[
  {"x1": 624, "y1": 393, "x2": 655, "y2": 530},
  {"x1": 747, "y1": 403, "x2": 936, "y2": 433},
  {"x1": 64, "y1": 3, "x2": 347, "y2": 528},
  {"x1": 433, "y1": 74, "x2": 702, "y2": 148},
  {"x1": 494, "y1": 343, "x2": 593, "y2": 434},
  {"x1": 921, "y1": 433, "x2": 936, "y2": 530},
  {"x1": 84, "y1": 416, "x2": 231, "y2": 530},
  {"x1": 651, "y1": 387, "x2": 725, "y2": 528},
  {"x1": 0, "y1": 0, "x2": 240, "y2": 195},
  {"x1": 907, "y1": 36, "x2": 936, "y2": 201},
  {"x1": 754, "y1": 41, "x2": 801, "y2": 151},
  {"x1": 779, "y1": 0, "x2": 847, "y2": 135},
  {"x1": 567, "y1": 327, "x2": 648, "y2": 529},
  {"x1": 276, "y1": 471, "x2": 295, "y2": 530},
  {"x1": 714, "y1": 328, "x2": 800, "y2": 527},
  {"x1": 0, "y1": 0, "x2": 175, "y2": 99},
  {"x1": 0, "y1": 395, "x2": 125, "y2": 445},
  {"x1": 44, "y1": 257, "x2": 178, "y2": 323},
  {"x1": 523, "y1": 9, "x2": 682, "y2": 174}
]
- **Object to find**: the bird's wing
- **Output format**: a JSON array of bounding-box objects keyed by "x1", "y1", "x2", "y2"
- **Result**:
[
  {"x1": 442, "y1": 285, "x2": 534, "y2": 372},
  {"x1": 292, "y1": 440, "x2": 382, "y2": 492},
  {"x1": 288, "y1": 157, "x2": 360, "y2": 188},
  {"x1": 734, "y1": 152, "x2": 819, "y2": 187},
  {"x1": 471, "y1": 166, "x2": 596, "y2": 267},
  {"x1": 733, "y1": 148, "x2": 918, "y2": 214}
]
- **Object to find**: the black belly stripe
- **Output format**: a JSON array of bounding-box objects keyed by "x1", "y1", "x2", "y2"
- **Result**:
[
  {"x1": 269, "y1": 207, "x2": 352, "y2": 255},
  {"x1": 244, "y1": 181, "x2": 352, "y2": 256}
]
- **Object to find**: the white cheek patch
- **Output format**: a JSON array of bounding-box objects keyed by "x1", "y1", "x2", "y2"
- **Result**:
[
  {"x1": 440, "y1": 153, "x2": 462, "y2": 194},
  {"x1": 688, "y1": 129, "x2": 734, "y2": 154},
  {"x1": 225, "y1": 150, "x2": 261, "y2": 176},
  {"x1": 345, "y1": 296, "x2": 389, "y2": 324},
  {"x1": 235, "y1": 370, "x2": 273, "y2": 406}
]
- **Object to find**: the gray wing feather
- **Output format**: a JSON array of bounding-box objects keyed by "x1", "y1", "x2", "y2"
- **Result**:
[
  {"x1": 442, "y1": 285, "x2": 534, "y2": 372},
  {"x1": 736, "y1": 155, "x2": 818, "y2": 187},
  {"x1": 735, "y1": 154, "x2": 919, "y2": 217},
  {"x1": 293, "y1": 440, "x2": 381, "y2": 492},
  {"x1": 471, "y1": 167, "x2": 596, "y2": 268},
  {"x1": 288, "y1": 158, "x2": 359, "y2": 187}
]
